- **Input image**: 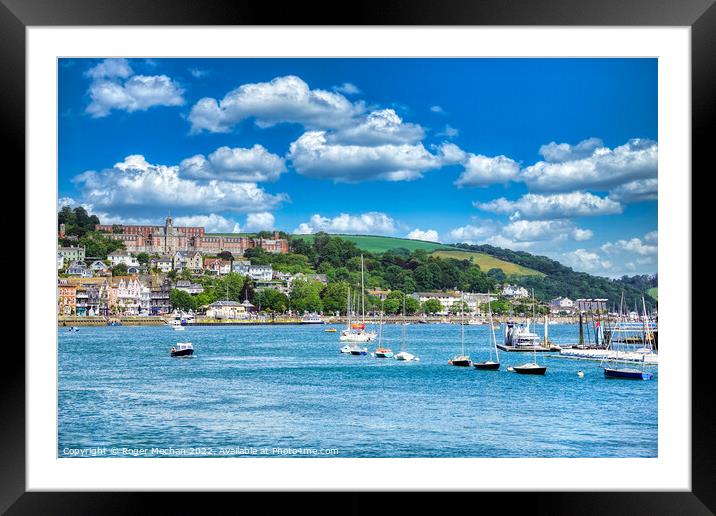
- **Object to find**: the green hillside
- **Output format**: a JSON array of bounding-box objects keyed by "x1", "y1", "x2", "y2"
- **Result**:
[
  {"x1": 292, "y1": 234, "x2": 541, "y2": 277},
  {"x1": 429, "y1": 250, "x2": 543, "y2": 277},
  {"x1": 647, "y1": 287, "x2": 658, "y2": 301},
  {"x1": 293, "y1": 234, "x2": 455, "y2": 253}
]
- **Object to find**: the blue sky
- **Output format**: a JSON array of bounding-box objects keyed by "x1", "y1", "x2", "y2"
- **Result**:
[{"x1": 58, "y1": 58, "x2": 657, "y2": 277}]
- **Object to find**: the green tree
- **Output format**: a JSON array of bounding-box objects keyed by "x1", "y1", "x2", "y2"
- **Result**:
[
  {"x1": 404, "y1": 296, "x2": 420, "y2": 315},
  {"x1": 487, "y1": 267, "x2": 507, "y2": 283},
  {"x1": 290, "y1": 279, "x2": 323, "y2": 313},
  {"x1": 170, "y1": 289, "x2": 196, "y2": 311},
  {"x1": 490, "y1": 298, "x2": 512, "y2": 315},
  {"x1": 217, "y1": 251, "x2": 234, "y2": 261},
  {"x1": 449, "y1": 300, "x2": 471, "y2": 314},
  {"x1": 422, "y1": 298, "x2": 442, "y2": 315},
  {"x1": 254, "y1": 289, "x2": 289, "y2": 313},
  {"x1": 136, "y1": 252, "x2": 150, "y2": 265},
  {"x1": 111, "y1": 263, "x2": 128, "y2": 276},
  {"x1": 320, "y1": 282, "x2": 349, "y2": 314}
]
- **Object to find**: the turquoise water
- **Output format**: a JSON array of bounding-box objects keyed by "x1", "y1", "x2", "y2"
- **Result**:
[{"x1": 58, "y1": 323, "x2": 657, "y2": 458}]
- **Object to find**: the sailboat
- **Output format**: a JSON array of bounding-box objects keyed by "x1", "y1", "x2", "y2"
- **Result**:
[
  {"x1": 448, "y1": 292, "x2": 471, "y2": 367},
  {"x1": 473, "y1": 291, "x2": 500, "y2": 370},
  {"x1": 374, "y1": 295, "x2": 393, "y2": 358},
  {"x1": 602, "y1": 293, "x2": 654, "y2": 380},
  {"x1": 394, "y1": 296, "x2": 419, "y2": 362},
  {"x1": 514, "y1": 289, "x2": 547, "y2": 375},
  {"x1": 340, "y1": 255, "x2": 376, "y2": 349}
]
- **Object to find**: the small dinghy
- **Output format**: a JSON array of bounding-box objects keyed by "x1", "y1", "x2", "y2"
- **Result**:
[{"x1": 170, "y1": 342, "x2": 194, "y2": 357}]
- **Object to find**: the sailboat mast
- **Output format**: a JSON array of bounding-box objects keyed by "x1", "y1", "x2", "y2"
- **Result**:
[
  {"x1": 401, "y1": 295, "x2": 406, "y2": 351},
  {"x1": 360, "y1": 254, "x2": 365, "y2": 322},
  {"x1": 488, "y1": 291, "x2": 497, "y2": 361},
  {"x1": 532, "y1": 289, "x2": 537, "y2": 364},
  {"x1": 460, "y1": 291, "x2": 465, "y2": 355}
]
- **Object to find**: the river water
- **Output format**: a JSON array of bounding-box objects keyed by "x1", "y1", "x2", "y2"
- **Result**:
[{"x1": 58, "y1": 323, "x2": 657, "y2": 458}]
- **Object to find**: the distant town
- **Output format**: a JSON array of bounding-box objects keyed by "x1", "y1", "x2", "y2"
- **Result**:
[{"x1": 58, "y1": 210, "x2": 656, "y2": 324}]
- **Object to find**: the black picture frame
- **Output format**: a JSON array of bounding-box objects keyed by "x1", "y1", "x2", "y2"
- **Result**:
[{"x1": 3, "y1": 0, "x2": 709, "y2": 513}]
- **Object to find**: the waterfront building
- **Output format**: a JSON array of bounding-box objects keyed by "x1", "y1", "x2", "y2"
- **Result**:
[
  {"x1": 112, "y1": 276, "x2": 143, "y2": 315},
  {"x1": 57, "y1": 245, "x2": 85, "y2": 262},
  {"x1": 410, "y1": 291, "x2": 462, "y2": 315},
  {"x1": 204, "y1": 300, "x2": 247, "y2": 319},
  {"x1": 462, "y1": 292, "x2": 498, "y2": 313},
  {"x1": 57, "y1": 281, "x2": 77, "y2": 315}
]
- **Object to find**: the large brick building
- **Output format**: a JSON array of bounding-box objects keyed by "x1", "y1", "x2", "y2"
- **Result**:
[{"x1": 96, "y1": 216, "x2": 289, "y2": 256}]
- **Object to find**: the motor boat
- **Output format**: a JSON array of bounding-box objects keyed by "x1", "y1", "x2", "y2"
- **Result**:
[{"x1": 170, "y1": 342, "x2": 194, "y2": 357}]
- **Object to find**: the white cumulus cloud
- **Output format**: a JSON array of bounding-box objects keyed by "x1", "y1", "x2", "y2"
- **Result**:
[
  {"x1": 328, "y1": 109, "x2": 425, "y2": 146},
  {"x1": 608, "y1": 177, "x2": 658, "y2": 202},
  {"x1": 180, "y1": 144, "x2": 286, "y2": 183},
  {"x1": 188, "y1": 75, "x2": 363, "y2": 133},
  {"x1": 332, "y1": 82, "x2": 361, "y2": 95},
  {"x1": 288, "y1": 131, "x2": 457, "y2": 183},
  {"x1": 293, "y1": 212, "x2": 397, "y2": 235},
  {"x1": 475, "y1": 192, "x2": 622, "y2": 220},
  {"x1": 173, "y1": 213, "x2": 242, "y2": 233},
  {"x1": 406, "y1": 229, "x2": 440, "y2": 242},
  {"x1": 85, "y1": 59, "x2": 184, "y2": 117},
  {"x1": 523, "y1": 138, "x2": 658, "y2": 192},
  {"x1": 72, "y1": 154, "x2": 287, "y2": 215},
  {"x1": 244, "y1": 212, "x2": 276, "y2": 232},
  {"x1": 454, "y1": 154, "x2": 521, "y2": 187},
  {"x1": 446, "y1": 224, "x2": 496, "y2": 244}
]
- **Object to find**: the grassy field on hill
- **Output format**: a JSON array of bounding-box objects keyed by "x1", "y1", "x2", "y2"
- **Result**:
[
  {"x1": 293, "y1": 234, "x2": 455, "y2": 253},
  {"x1": 293, "y1": 234, "x2": 541, "y2": 277},
  {"x1": 647, "y1": 287, "x2": 658, "y2": 301},
  {"x1": 429, "y1": 250, "x2": 544, "y2": 277}
]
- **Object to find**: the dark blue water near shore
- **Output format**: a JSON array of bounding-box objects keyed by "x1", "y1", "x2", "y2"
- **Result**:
[{"x1": 58, "y1": 324, "x2": 657, "y2": 458}]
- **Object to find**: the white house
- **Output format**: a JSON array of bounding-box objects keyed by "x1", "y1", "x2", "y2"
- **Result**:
[
  {"x1": 502, "y1": 284, "x2": 529, "y2": 299},
  {"x1": 150, "y1": 256, "x2": 173, "y2": 273},
  {"x1": 233, "y1": 261, "x2": 274, "y2": 281},
  {"x1": 57, "y1": 252, "x2": 65, "y2": 270},
  {"x1": 550, "y1": 296, "x2": 575, "y2": 314},
  {"x1": 108, "y1": 250, "x2": 140, "y2": 267},
  {"x1": 114, "y1": 276, "x2": 143, "y2": 314},
  {"x1": 410, "y1": 291, "x2": 463, "y2": 315}
]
